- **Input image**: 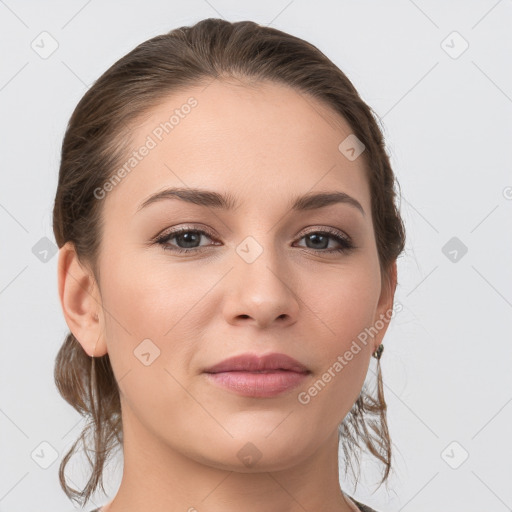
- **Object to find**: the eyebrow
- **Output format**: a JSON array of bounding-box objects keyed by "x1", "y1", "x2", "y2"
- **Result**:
[{"x1": 136, "y1": 187, "x2": 365, "y2": 216}]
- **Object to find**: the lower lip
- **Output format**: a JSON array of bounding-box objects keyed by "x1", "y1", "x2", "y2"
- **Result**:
[{"x1": 204, "y1": 370, "x2": 309, "y2": 398}]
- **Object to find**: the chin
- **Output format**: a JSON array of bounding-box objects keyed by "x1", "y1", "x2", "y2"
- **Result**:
[{"x1": 192, "y1": 433, "x2": 317, "y2": 474}]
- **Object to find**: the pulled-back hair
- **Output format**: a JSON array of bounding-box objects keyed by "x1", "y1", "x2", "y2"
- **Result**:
[{"x1": 53, "y1": 17, "x2": 405, "y2": 507}]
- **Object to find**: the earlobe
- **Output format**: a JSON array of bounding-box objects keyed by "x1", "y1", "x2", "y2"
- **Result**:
[
  {"x1": 57, "y1": 241, "x2": 107, "y2": 357},
  {"x1": 372, "y1": 260, "x2": 398, "y2": 352}
]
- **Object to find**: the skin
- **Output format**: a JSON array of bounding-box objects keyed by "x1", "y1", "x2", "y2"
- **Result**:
[{"x1": 58, "y1": 79, "x2": 397, "y2": 512}]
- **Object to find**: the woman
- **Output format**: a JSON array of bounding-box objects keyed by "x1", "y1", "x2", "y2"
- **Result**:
[{"x1": 54, "y1": 18, "x2": 405, "y2": 512}]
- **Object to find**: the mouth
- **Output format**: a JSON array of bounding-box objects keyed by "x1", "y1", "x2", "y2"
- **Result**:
[{"x1": 203, "y1": 352, "x2": 311, "y2": 398}]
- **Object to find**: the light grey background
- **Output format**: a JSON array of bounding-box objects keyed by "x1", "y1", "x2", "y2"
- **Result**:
[{"x1": 1, "y1": 1, "x2": 511, "y2": 511}]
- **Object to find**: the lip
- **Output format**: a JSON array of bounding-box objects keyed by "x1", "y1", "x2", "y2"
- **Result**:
[
  {"x1": 203, "y1": 352, "x2": 310, "y2": 398},
  {"x1": 204, "y1": 352, "x2": 310, "y2": 373}
]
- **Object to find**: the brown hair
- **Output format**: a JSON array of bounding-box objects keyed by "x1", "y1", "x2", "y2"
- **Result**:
[{"x1": 53, "y1": 18, "x2": 405, "y2": 506}]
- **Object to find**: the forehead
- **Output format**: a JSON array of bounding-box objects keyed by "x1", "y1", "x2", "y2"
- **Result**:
[{"x1": 102, "y1": 79, "x2": 371, "y2": 218}]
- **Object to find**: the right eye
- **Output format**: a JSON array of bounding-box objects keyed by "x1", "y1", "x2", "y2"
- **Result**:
[{"x1": 154, "y1": 227, "x2": 220, "y2": 254}]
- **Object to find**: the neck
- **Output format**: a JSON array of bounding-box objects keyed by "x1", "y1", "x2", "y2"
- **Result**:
[{"x1": 101, "y1": 404, "x2": 357, "y2": 512}]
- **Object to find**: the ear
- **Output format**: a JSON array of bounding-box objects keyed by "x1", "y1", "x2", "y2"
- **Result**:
[
  {"x1": 372, "y1": 260, "x2": 398, "y2": 353},
  {"x1": 57, "y1": 241, "x2": 107, "y2": 357}
]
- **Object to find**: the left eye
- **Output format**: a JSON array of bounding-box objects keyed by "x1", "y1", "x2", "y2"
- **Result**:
[
  {"x1": 295, "y1": 231, "x2": 354, "y2": 252},
  {"x1": 154, "y1": 228, "x2": 355, "y2": 254}
]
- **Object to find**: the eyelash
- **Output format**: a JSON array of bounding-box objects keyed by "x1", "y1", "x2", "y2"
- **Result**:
[{"x1": 153, "y1": 226, "x2": 356, "y2": 255}]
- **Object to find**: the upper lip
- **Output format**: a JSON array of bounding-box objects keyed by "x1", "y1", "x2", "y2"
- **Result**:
[{"x1": 204, "y1": 352, "x2": 310, "y2": 374}]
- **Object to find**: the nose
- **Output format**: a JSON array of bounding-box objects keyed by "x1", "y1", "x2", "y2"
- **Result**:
[{"x1": 222, "y1": 240, "x2": 300, "y2": 329}]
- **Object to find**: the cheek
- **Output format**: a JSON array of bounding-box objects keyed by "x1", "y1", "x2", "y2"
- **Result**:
[
  {"x1": 299, "y1": 261, "x2": 380, "y2": 396},
  {"x1": 305, "y1": 260, "x2": 381, "y2": 349},
  {"x1": 99, "y1": 245, "x2": 232, "y2": 413},
  {"x1": 98, "y1": 251, "x2": 201, "y2": 432},
  {"x1": 100, "y1": 242, "x2": 204, "y2": 335},
  {"x1": 293, "y1": 269, "x2": 379, "y2": 421}
]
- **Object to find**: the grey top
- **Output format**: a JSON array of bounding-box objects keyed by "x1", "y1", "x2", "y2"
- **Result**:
[
  {"x1": 88, "y1": 497, "x2": 379, "y2": 512},
  {"x1": 351, "y1": 497, "x2": 380, "y2": 512}
]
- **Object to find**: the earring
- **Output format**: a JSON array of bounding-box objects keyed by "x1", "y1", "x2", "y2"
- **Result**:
[{"x1": 372, "y1": 343, "x2": 384, "y2": 360}]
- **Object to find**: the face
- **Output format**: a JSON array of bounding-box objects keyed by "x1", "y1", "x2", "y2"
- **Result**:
[{"x1": 71, "y1": 79, "x2": 395, "y2": 472}]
